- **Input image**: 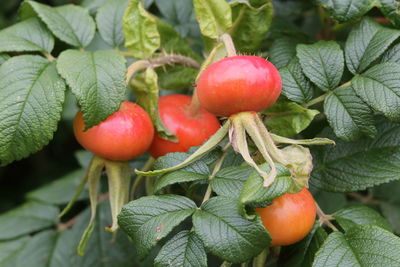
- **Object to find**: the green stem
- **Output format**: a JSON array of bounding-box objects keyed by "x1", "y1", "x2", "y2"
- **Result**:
[
  {"x1": 303, "y1": 81, "x2": 352, "y2": 108},
  {"x1": 253, "y1": 248, "x2": 269, "y2": 267},
  {"x1": 316, "y1": 203, "x2": 339, "y2": 231},
  {"x1": 130, "y1": 157, "x2": 155, "y2": 199},
  {"x1": 220, "y1": 261, "x2": 232, "y2": 267}
]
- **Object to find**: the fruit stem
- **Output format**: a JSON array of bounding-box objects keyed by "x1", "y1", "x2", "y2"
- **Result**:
[
  {"x1": 252, "y1": 248, "x2": 269, "y2": 267},
  {"x1": 316, "y1": 203, "x2": 339, "y2": 231},
  {"x1": 130, "y1": 157, "x2": 155, "y2": 200},
  {"x1": 43, "y1": 52, "x2": 55, "y2": 62},
  {"x1": 201, "y1": 143, "x2": 231, "y2": 204},
  {"x1": 188, "y1": 89, "x2": 201, "y2": 117},
  {"x1": 220, "y1": 33, "x2": 237, "y2": 57}
]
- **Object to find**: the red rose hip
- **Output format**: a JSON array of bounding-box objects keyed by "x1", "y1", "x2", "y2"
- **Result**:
[
  {"x1": 73, "y1": 101, "x2": 154, "y2": 161},
  {"x1": 148, "y1": 94, "x2": 220, "y2": 158},
  {"x1": 196, "y1": 55, "x2": 282, "y2": 117}
]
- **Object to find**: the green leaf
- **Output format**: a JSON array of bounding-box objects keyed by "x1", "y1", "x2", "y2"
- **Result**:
[
  {"x1": 0, "y1": 55, "x2": 66, "y2": 166},
  {"x1": 27, "y1": 169, "x2": 87, "y2": 205},
  {"x1": 240, "y1": 164, "x2": 292, "y2": 208},
  {"x1": 0, "y1": 201, "x2": 58, "y2": 240},
  {"x1": 210, "y1": 166, "x2": 253, "y2": 197},
  {"x1": 123, "y1": 0, "x2": 160, "y2": 59},
  {"x1": 193, "y1": 0, "x2": 232, "y2": 39},
  {"x1": 345, "y1": 17, "x2": 400, "y2": 74},
  {"x1": 154, "y1": 230, "x2": 207, "y2": 267},
  {"x1": 132, "y1": 68, "x2": 176, "y2": 140},
  {"x1": 324, "y1": 86, "x2": 377, "y2": 141},
  {"x1": 0, "y1": 17, "x2": 54, "y2": 53},
  {"x1": 312, "y1": 225, "x2": 400, "y2": 267},
  {"x1": 230, "y1": 0, "x2": 273, "y2": 53},
  {"x1": 316, "y1": 0, "x2": 376, "y2": 22},
  {"x1": 279, "y1": 58, "x2": 315, "y2": 104},
  {"x1": 0, "y1": 236, "x2": 30, "y2": 264},
  {"x1": 21, "y1": 1, "x2": 95, "y2": 48},
  {"x1": 297, "y1": 40, "x2": 344, "y2": 91},
  {"x1": 57, "y1": 50, "x2": 126, "y2": 129},
  {"x1": 263, "y1": 101, "x2": 319, "y2": 137},
  {"x1": 279, "y1": 224, "x2": 328, "y2": 267},
  {"x1": 269, "y1": 37, "x2": 299, "y2": 69},
  {"x1": 379, "y1": 0, "x2": 400, "y2": 28},
  {"x1": 50, "y1": 200, "x2": 143, "y2": 267},
  {"x1": 1, "y1": 231, "x2": 56, "y2": 267},
  {"x1": 154, "y1": 171, "x2": 208, "y2": 193},
  {"x1": 380, "y1": 202, "x2": 400, "y2": 234},
  {"x1": 118, "y1": 195, "x2": 197, "y2": 259},
  {"x1": 311, "y1": 118, "x2": 400, "y2": 192},
  {"x1": 352, "y1": 62, "x2": 400, "y2": 122},
  {"x1": 333, "y1": 206, "x2": 392, "y2": 232},
  {"x1": 153, "y1": 150, "x2": 211, "y2": 175},
  {"x1": 193, "y1": 196, "x2": 270, "y2": 263},
  {"x1": 0, "y1": 54, "x2": 10, "y2": 65},
  {"x1": 96, "y1": 0, "x2": 129, "y2": 47},
  {"x1": 382, "y1": 43, "x2": 400, "y2": 64}
]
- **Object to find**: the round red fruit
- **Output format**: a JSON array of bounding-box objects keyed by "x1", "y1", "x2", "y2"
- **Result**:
[
  {"x1": 256, "y1": 188, "x2": 316, "y2": 247},
  {"x1": 196, "y1": 55, "x2": 282, "y2": 117},
  {"x1": 73, "y1": 101, "x2": 154, "y2": 161},
  {"x1": 148, "y1": 94, "x2": 220, "y2": 158}
]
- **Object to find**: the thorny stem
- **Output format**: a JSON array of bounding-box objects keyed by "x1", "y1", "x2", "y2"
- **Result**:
[
  {"x1": 126, "y1": 54, "x2": 201, "y2": 83},
  {"x1": 201, "y1": 143, "x2": 231, "y2": 204},
  {"x1": 316, "y1": 203, "x2": 339, "y2": 231},
  {"x1": 220, "y1": 33, "x2": 237, "y2": 57},
  {"x1": 130, "y1": 157, "x2": 155, "y2": 200}
]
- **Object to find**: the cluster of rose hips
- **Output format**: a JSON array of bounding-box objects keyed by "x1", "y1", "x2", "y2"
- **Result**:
[{"x1": 73, "y1": 55, "x2": 316, "y2": 247}]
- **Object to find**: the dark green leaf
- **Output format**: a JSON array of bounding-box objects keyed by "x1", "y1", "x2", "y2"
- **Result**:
[
  {"x1": 297, "y1": 41, "x2": 344, "y2": 91},
  {"x1": 0, "y1": 56, "x2": 65, "y2": 166},
  {"x1": 317, "y1": 0, "x2": 376, "y2": 22},
  {"x1": 123, "y1": 0, "x2": 160, "y2": 59},
  {"x1": 118, "y1": 195, "x2": 197, "y2": 259},
  {"x1": 345, "y1": 17, "x2": 400, "y2": 74},
  {"x1": 311, "y1": 118, "x2": 400, "y2": 192},
  {"x1": 333, "y1": 206, "x2": 392, "y2": 231},
  {"x1": 27, "y1": 169, "x2": 87, "y2": 205},
  {"x1": 210, "y1": 166, "x2": 253, "y2": 197},
  {"x1": 279, "y1": 58, "x2": 315, "y2": 104},
  {"x1": 96, "y1": 0, "x2": 129, "y2": 47},
  {"x1": 0, "y1": 17, "x2": 53, "y2": 53},
  {"x1": 193, "y1": 0, "x2": 232, "y2": 39},
  {"x1": 379, "y1": 0, "x2": 400, "y2": 28},
  {"x1": 382, "y1": 43, "x2": 400, "y2": 64},
  {"x1": 81, "y1": 0, "x2": 107, "y2": 14},
  {"x1": 21, "y1": 1, "x2": 96, "y2": 47},
  {"x1": 57, "y1": 50, "x2": 126, "y2": 129},
  {"x1": 155, "y1": 0, "x2": 193, "y2": 28},
  {"x1": 311, "y1": 189, "x2": 347, "y2": 214},
  {"x1": 0, "y1": 237, "x2": 30, "y2": 264},
  {"x1": 230, "y1": 0, "x2": 273, "y2": 53},
  {"x1": 240, "y1": 164, "x2": 292, "y2": 208},
  {"x1": 263, "y1": 101, "x2": 319, "y2": 137},
  {"x1": 49, "y1": 201, "x2": 143, "y2": 267},
  {"x1": 0, "y1": 201, "x2": 58, "y2": 240},
  {"x1": 324, "y1": 86, "x2": 377, "y2": 141},
  {"x1": 1, "y1": 231, "x2": 56, "y2": 267},
  {"x1": 154, "y1": 171, "x2": 208, "y2": 193},
  {"x1": 269, "y1": 37, "x2": 299, "y2": 69},
  {"x1": 380, "y1": 202, "x2": 400, "y2": 234},
  {"x1": 352, "y1": 62, "x2": 400, "y2": 121},
  {"x1": 154, "y1": 230, "x2": 207, "y2": 267},
  {"x1": 312, "y1": 225, "x2": 400, "y2": 267},
  {"x1": 193, "y1": 196, "x2": 270, "y2": 263}
]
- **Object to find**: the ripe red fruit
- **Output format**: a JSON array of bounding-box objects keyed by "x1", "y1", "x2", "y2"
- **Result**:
[
  {"x1": 256, "y1": 188, "x2": 316, "y2": 247},
  {"x1": 73, "y1": 101, "x2": 154, "y2": 161},
  {"x1": 196, "y1": 55, "x2": 282, "y2": 117},
  {"x1": 148, "y1": 94, "x2": 220, "y2": 158}
]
